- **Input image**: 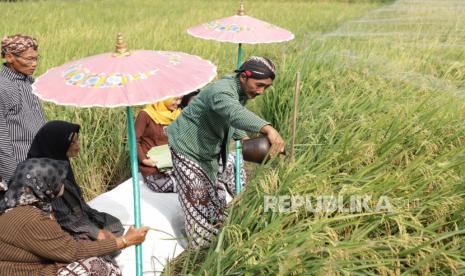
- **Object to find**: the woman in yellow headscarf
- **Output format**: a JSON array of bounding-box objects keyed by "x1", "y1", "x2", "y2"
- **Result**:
[
  {"x1": 135, "y1": 97, "x2": 182, "y2": 193},
  {"x1": 142, "y1": 97, "x2": 182, "y2": 126}
]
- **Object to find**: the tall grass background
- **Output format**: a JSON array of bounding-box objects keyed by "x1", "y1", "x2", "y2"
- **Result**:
[
  {"x1": 1, "y1": 0, "x2": 381, "y2": 198},
  {"x1": 2, "y1": 0, "x2": 465, "y2": 274}
]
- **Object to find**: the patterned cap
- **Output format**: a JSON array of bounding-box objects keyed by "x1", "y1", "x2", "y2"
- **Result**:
[{"x1": 1, "y1": 34, "x2": 38, "y2": 58}]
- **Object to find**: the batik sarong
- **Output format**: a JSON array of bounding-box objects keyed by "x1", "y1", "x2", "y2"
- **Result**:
[
  {"x1": 56, "y1": 256, "x2": 121, "y2": 276},
  {"x1": 145, "y1": 153, "x2": 245, "y2": 196},
  {"x1": 170, "y1": 149, "x2": 229, "y2": 249},
  {"x1": 143, "y1": 169, "x2": 177, "y2": 193}
]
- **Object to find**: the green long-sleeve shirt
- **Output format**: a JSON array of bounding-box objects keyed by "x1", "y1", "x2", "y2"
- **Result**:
[{"x1": 166, "y1": 75, "x2": 269, "y2": 182}]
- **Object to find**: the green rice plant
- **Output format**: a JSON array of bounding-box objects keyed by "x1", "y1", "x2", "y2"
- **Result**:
[
  {"x1": 163, "y1": 0, "x2": 465, "y2": 274},
  {"x1": 1, "y1": 0, "x2": 379, "y2": 199},
  {"x1": 3, "y1": 0, "x2": 465, "y2": 274}
]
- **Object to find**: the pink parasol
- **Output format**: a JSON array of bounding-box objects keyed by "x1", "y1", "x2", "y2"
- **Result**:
[
  {"x1": 187, "y1": 4, "x2": 294, "y2": 44},
  {"x1": 33, "y1": 41, "x2": 216, "y2": 107},
  {"x1": 32, "y1": 34, "x2": 216, "y2": 276}
]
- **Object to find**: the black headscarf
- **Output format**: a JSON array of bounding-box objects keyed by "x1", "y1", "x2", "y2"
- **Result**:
[
  {"x1": 27, "y1": 120, "x2": 83, "y2": 199},
  {"x1": 235, "y1": 56, "x2": 276, "y2": 80},
  {"x1": 0, "y1": 158, "x2": 68, "y2": 214},
  {"x1": 27, "y1": 120, "x2": 80, "y2": 161},
  {"x1": 25, "y1": 121, "x2": 124, "y2": 241},
  {"x1": 180, "y1": 89, "x2": 200, "y2": 109}
]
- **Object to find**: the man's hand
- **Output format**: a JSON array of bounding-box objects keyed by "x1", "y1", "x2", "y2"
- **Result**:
[
  {"x1": 260, "y1": 125, "x2": 285, "y2": 156},
  {"x1": 240, "y1": 136, "x2": 250, "y2": 142}
]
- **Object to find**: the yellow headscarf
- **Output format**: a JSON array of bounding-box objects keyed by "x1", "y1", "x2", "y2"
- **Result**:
[{"x1": 142, "y1": 97, "x2": 181, "y2": 125}]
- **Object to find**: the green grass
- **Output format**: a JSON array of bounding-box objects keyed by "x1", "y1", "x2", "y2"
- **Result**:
[
  {"x1": 3, "y1": 0, "x2": 465, "y2": 274},
  {"x1": 1, "y1": 0, "x2": 381, "y2": 198}
]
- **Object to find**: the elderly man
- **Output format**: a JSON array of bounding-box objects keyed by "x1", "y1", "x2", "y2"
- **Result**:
[
  {"x1": 167, "y1": 56, "x2": 285, "y2": 248},
  {"x1": 0, "y1": 34, "x2": 45, "y2": 188}
]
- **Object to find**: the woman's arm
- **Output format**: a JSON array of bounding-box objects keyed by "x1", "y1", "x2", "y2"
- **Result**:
[
  {"x1": 19, "y1": 210, "x2": 117, "y2": 263},
  {"x1": 19, "y1": 210, "x2": 148, "y2": 263},
  {"x1": 136, "y1": 111, "x2": 158, "y2": 168},
  {"x1": 135, "y1": 111, "x2": 151, "y2": 164}
]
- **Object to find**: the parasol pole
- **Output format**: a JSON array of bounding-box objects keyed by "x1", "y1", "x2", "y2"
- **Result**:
[
  {"x1": 116, "y1": 33, "x2": 143, "y2": 276},
  {"x1": 126, "y1": 107, "x2": 143, "y2": 276},
  {"x1": 237, "y1": 43, "x2": 243, "y2": 69},
  {"x1": 235, "y1": 0, "x2": 245, "y2": 194},
  {"x1": 235, "y1": 43, "x2": 243, "y2": 195}
]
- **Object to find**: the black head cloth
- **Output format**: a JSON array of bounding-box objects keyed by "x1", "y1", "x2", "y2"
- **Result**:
[
  {"x1": 27, "y1": 120, "x2": 80, "y2": 161},
  {"x1": 236, "y1": 56, "x2": 276, "y2": 80}
]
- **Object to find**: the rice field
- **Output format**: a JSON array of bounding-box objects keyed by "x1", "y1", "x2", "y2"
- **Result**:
[
  {"x1": 1, "y1": 0, "x2": 382, "y2": 199},
  {"x1": 2, "y1": 0, "x2": 465, "y2": 274}
]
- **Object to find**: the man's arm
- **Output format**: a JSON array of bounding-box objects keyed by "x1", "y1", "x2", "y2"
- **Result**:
[
  {"x1": 210, "y1": 91, "x2": 269, "y2": 132},
  {"x1": 0, "y1": 101, "x2": 17, "y2": 182}
]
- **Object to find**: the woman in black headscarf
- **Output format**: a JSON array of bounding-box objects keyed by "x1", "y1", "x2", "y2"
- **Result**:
[
  {"x1": 0, "y1": 158, "x2": 148, "y2": 276},
  {"x1": 27, "y1": 121, "x2": 124, "y2": 245}
]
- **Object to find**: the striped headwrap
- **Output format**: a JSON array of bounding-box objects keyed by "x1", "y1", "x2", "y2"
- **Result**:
[
  {"x1": 1, "y1": 34, "x2": 38, "y2": 58},
  {"x1": 235, "y1": 56, "x2": 276, "y2": 80}
]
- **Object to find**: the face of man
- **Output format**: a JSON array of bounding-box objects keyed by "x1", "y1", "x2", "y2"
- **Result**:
[
  {"x1": 239, "y1": 74, "x2": 273, "y2": 99},
  {"x1": 4, "y1": 47, "x2": 39, "y2": 76}
]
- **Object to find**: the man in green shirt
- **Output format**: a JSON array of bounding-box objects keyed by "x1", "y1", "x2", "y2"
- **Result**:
[{"x1": 167, "y1": 56, "x2": 285, "y2": 248}]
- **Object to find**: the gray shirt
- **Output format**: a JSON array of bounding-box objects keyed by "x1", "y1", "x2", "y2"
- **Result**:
[{"x1": 0, "y1": 64, "x2": 45, "y2": 183}]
